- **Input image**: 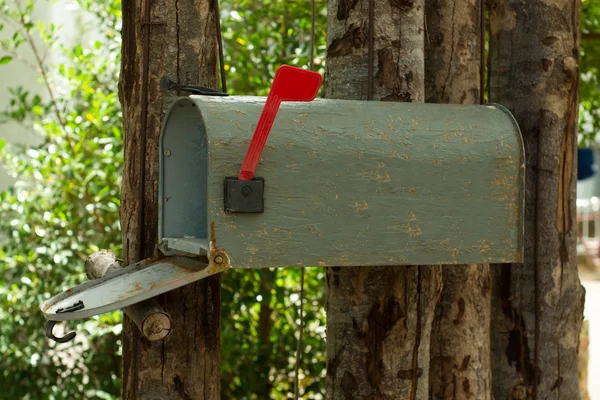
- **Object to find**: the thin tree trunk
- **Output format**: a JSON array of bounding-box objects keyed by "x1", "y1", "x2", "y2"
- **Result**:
[
  {"x1": 488, "y1": 0, "x2": 585, "y2": 398},
  {"x1": 325, "y1": 1, "x2": 442, "y2": 398},
  {"x1": 118, "y1": 0, "x2": 221, "y2": 398},
  {"x1": 425, "y1": 1, "x2": 492, "y2": 399}
]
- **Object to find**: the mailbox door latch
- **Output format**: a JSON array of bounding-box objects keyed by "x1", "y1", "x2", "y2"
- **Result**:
[
  {"x1": 224, "y1": 177, "x2": 264, "y2": 213},
  {"x1": 160, "y1": 76, "x2": 228, "y2": 97}
]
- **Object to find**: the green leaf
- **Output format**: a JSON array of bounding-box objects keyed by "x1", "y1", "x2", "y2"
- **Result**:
[{"x1": 0, "y1": 56, "x2": 13, "y2": 64}]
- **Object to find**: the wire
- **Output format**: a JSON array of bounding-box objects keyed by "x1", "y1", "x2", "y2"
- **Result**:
[
  {"x1": 367, "y1": 0, "x2": 375, "y2": 100},
  {"x1": 294, "y1": 4, "x2": 315, "y2": 398},
  {"x1": 294, "y1": 268, "x2": 306, "y2": 400},
  {"x1": 214, "y1": 0, "x2": 227, "y2": 93},
  {"x1": 309, "y1": 0, "x2": 315, "y2": 71},
  {"x1": 480, "y1": 0, "x2": 485, "y2": 104}
]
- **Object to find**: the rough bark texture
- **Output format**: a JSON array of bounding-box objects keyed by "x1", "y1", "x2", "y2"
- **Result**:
[
  {"x1": 325, "y1": 1, "x2": 442, "y2": 398},
  {"x1": 325, "y1": 0, "x2": 424, "y2": 102},
  {"x1": 488, "y1": 0, "x2": 586, "y2": 398},
  {"x1": 118, "y1": 0, "x2": 221, "y2": 398},
  {"x1": 428, "y1": 265, "x2": 491, "y2": 400},
  {"x1": 425, "y1": 0, "x2": 482, "y2": 104},
  {"x1": 425, "y1": 1, "x2": 492, "y2": 399}
]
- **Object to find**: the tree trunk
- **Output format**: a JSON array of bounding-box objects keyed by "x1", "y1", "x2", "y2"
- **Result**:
[
  {"x1": 425, "y1": 1, "x2": 492, "y2": 399},
  {"x1": 488, "y1": 0, "x2": 585, "y2": 398},
  {"x1": 325, "y1": 1, "x2": 442, "y2": 398},
  {"x1": 118, "y1": 0, "x2": 221, "y2": 398}
]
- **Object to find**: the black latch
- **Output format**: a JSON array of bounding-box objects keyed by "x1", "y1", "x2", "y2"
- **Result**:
[
  {"x1": 160, "y1": 77, "x2": 229, "y2": 97},
  {"x1": 224, "y1": 177, "x2": 264, "y2": 213},
  {"x1": 45, "y1": 300, "x2": 85, "y2": 343},
  {"x1": 56, "y1": 300, "x2": 85, "y2": 313}
]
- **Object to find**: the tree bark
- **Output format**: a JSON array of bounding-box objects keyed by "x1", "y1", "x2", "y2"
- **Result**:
[
  {"x1": 488, "y1": 0, "x2": 586, "y2": 398},
  {"x1": 118, "y1": 0, "x2": 221, "y2": 398},
  {"x1": 425, "y1": 1, "x2": 492, "y2": 399},
  {"x1": 325, "y1": 1, "x2": 442, "y2": 398}
]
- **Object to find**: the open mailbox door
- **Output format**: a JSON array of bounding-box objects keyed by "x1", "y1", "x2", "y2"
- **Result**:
[{"x1": 41, "y1": 65, "x2": 525, "y2": 333}]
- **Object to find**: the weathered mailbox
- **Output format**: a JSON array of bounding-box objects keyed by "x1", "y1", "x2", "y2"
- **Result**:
[
  {"x1": 40, "y1": 65, "x2": 524, "y2": 337},
  {"x1": 159, "y1": 95, "x2": 524, "y2": 269}
]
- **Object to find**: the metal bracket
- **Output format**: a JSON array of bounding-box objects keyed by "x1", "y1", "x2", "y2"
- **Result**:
[
  {"x1": 160, "y1": 76, "x2": 229, "y2": 97},
  {"x1": 224, "y1": 176, "x2": 265, "y2": 213},
  {"x1": 45, "y1": 300, "x2": 85, "y2": 343}
]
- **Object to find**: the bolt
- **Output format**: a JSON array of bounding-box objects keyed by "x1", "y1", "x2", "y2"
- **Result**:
[
  {"x1": 164, "y1": 149, "x2": 171, "y2": 157},
  {"x1": 241, "y1": 186, "x2": 252, "y2": 197},
  {"x1": 214, "y1": 255, "x2": 224, "y2": 264}
]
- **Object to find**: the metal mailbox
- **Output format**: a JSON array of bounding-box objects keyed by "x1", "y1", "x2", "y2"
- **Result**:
[
  {"x1": 40, "y1": 65, "x2": 525, "y2": 333},
  {"x1": 158, "y1": 96, "x2": 525, "y2": 268}
]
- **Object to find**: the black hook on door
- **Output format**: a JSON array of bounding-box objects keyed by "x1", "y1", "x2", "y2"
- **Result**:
[
  {"x1": 45, "y1": 320, "x2": 77, "y2": 343},
  {"x1": 44, "y1": 300, "x2": 85, "y2": 343}
]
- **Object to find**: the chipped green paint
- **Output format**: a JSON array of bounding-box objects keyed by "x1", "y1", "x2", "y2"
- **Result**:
[{"x1": 158, "y1": 96, "x2": 524, "y2": 268}]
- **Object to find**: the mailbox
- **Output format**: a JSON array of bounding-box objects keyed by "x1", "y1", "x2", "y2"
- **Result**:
[
  {"x1": 40, "y1": 65, "x2": 524, "y2": 334},
  {"x1": 159, "y1": 97, "x2": 524, "y2": 268}
]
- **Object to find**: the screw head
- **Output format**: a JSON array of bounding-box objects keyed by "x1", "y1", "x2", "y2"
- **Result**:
[
  {"x1": 241, "y1": 186, "x2": 252, "y2": 197},
  {"x1": 214, "y1": 255, "x2": 224, "y2": 264},
  {"x1": 164, "y1": 149, "x2": 171, "y2": 157}
]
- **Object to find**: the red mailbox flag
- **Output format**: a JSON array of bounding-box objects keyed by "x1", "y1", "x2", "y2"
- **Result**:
[{"x1": 238, "y1": 65, "x2": 322, "y2": 181}]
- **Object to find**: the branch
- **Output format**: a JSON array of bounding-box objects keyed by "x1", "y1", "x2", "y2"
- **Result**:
[
  {"x1": 84, "y1": 181, "x2": 106, "y2": 234},
  {"x1": 85, "y1": 250, "x2": 173, "y2": 341},
  {"x1": 0, "y1": 42, "x2": 40, "y2": 71},
  {"x1": 582, "y1": 33, "x2": 600, "y2": 40},
  {"x1": 20, "y1": 19, "x2": 76, "y2": 155}
]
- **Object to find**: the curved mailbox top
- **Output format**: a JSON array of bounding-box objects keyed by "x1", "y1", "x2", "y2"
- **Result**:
[{"x1": 159, "y1": 96, "x2": 524, "y2": 268}]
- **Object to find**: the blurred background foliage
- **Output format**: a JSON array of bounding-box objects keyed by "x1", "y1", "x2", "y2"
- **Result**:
[
  {"x1": 219, "y1": 2, "x2": 328, "y2": 399},
  {"x1": 0, "y1": 0, "x2": 328, "y2": 398},
  {"x1": 0, "y1": 0, "x2": 597, "y2": 399},
  {"x1": 220, "y1": 0, "x2": 326, "y2": 95},
  {"x1": 580, "y1": 0, "x2": 600, "y2": 146},
  {"x1": 0, "y1": 0, "x2": 124, "y2": 398}
]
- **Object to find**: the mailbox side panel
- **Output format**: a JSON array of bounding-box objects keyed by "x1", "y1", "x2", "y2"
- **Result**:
[{"x1": 197, "y1": 97, "x2": 524, "y2": 268}]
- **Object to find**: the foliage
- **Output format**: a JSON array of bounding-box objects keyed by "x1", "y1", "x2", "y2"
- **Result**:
[
  {"x1": 221, "y1": 268, "x2": 327, "y2": 400},
  {"x1": 0, "y1": 0, "x2": 329, "y2": 399},
  {"x1": 219, "y1": 2, "x2": 329, "y2": 398},
  {"x1": 0, "y1": 0, "x2": 123, "y2": 398},
  {"x1": 580, "y1": 0, "x2": 600, "y2": 146},
  {"x1": 1, "y1": 0, "x2": 597, "y2": 398},
  {"x1": 220, "y1": 0, "x2": 327, "y2": 96}
]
